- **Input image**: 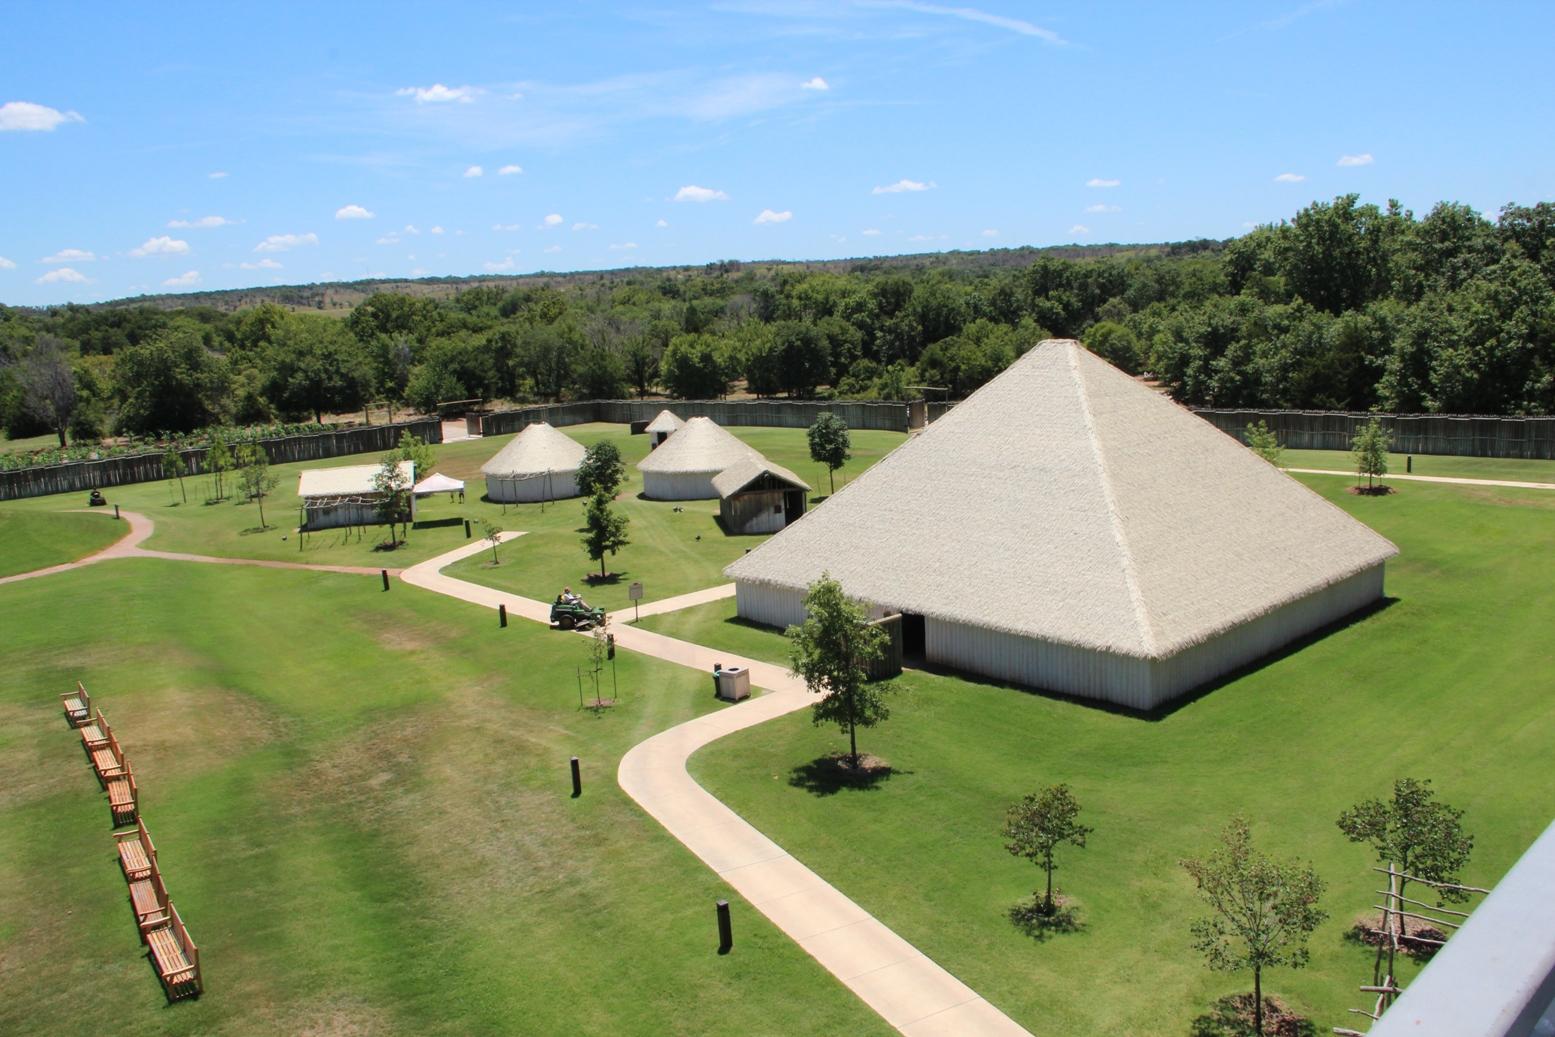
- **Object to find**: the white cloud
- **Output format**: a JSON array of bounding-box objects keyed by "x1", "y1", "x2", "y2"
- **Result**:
[
  {"x1": 801, "y1": 76, "x2": 830, "y2": 91},
  {"x1": 498, "y1": 164, "x2": 524, "y2": 176},
  {"x1": 130, "y1": 235, "x2": 190, "y2": 257},
  {"x1": 0, "y1": 256, "x2": 14, "y2": 269},
  {"x1": 655, "y1": 218, "x2": 669, "y2": 228},
  {"x1": 404, "y1": 224, "x2": 421, "y2": 235},
  {"x1": 254, "y1": 232, "x2": 318, "y2": 253},
  {"x1": 754, "y1": 209, "x2": 793, "y2": 224},
  {"x1": 866, "y1": 1, "x2": 1065, "y2": 43},
  {"x1": 483, "y1": 256, "x2": 517, "y2": 271},
  {"x1": 335, "y1": 204, "x2": 375, "y2": 220},
  {"x1": 464, "y1": 165, "x2": 484, "y2": 178},
  {"x1": 168, "y1": 215, "x2": 233, "y2": 229},
  {"x1": 396, "y1": 83, "x2": 478, "y2": 104},
  {"x1": 572, "y1": 222, "x2": 599, "y2": 231},
  {"x1": 872, "y1": 178, "x2": 934, "y2": 194},
  {"x1": 1337, "y1": 153, "x2": 1374, "y2": 167},
  {"x1": 542, "y1": 213, "x2": 564, "y2": 227},
  {"x1": 1086, "y1": 177, "x2": 1120, "y2": 188},
  {"x1": 1069, "y1": 224, "x2": 1090, "y2": 235},
  {"x1": 0, "y1": 101, "x2": 85, "y2": 132},
  {"x1": 410, "y1": 267, "x2": 430, "y2": 277},
  {"x1": 375, "y1": 234, "x2": 400, "y2": 246},
  {"x1": 1084, "y1": 203, "x2": 1121, "y2": 214},
  {"x1": 861, "y1": 228, "x2": 882, "y2": 237},
  {"x1": 674, "y1": 184, "x2": 729, "y2": 203},
  {"x1": 1273, "y1": 172, "x2": 1306, "y2": 183},
  {"x1": 240, "y1": 258, "x2": 282, "y2": 270},
  {"x1": 981, "y1": 228, "x2": 1000, "y2": 237},
  {"x1": 492, "y1": 223, "x2": 523, "y2": 232},
  {"x1": 162, "y1": 270, "x2": 201, "y2": 288},
  {"x1": 43, "y1": 248, "x2": 95, "y2": 264},
  {"x1": 544, "y1": 245, "x2": 562, "y2": 254},
  {"x1": 36, "y1": 267, "x2": 90, "y2": 284},
  {"x1": 430, "y1": 225, "x2": 445, "y2": 235},
  {"x1": 208, "y1": 170, "x2": 229, "y2": 180},
  {"x1": 609, "y1": 242, "x2": 639, "y2": 250},
  {"x1": 907, "y1": 233, "x2": 945, "y2": 242}
]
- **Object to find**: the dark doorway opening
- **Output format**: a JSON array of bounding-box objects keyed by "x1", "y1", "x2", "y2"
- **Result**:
[
  {"x1": 900, "y1": 613, "x2": 926, "y2": 659},
  {"x1": 783, "y1": 489, "x2": 804, "y2": 526}
]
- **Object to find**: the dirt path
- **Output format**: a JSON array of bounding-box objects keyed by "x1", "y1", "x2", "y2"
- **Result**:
[
  {"x1": 403, "y1": 538, "x2": 1032, "y2": 1036},
  {"x1": 0, "y1": 510, "x2": 400, "y2": 586}
]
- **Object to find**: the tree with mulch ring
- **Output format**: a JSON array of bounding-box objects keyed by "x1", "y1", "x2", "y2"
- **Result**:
[{"x1": 1188, "y1": 994, "x2": 1315, "y2": 1037}]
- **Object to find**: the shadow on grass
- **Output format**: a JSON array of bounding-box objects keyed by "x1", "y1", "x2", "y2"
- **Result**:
[
  {"x1": 1188, "y1": 994, "x2": 1315, "y2": 1037},
  {"x1": 1341, "y1": 917, "x2": 1443, "y2": 962},
  {"x1": 788, "y1": 753, "x2": 905, "y2": 797},
  {"x1": 413, "y1": 516, "x2": 464, "y2": 530},
  {"x1": 1007, "y1": 897, "x2": 1085, "y2": 942},
  {"x1": 237, "y1": 525, "x2": 273, "y2": 536}
]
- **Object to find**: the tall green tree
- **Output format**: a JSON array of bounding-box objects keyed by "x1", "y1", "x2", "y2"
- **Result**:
[
  {"x1": 261, "y1": 315, "x2": 373, "y2": 423},
  {"x1": 1002, "y1": 784, "x2": 1092, "y2": 916},
  {"x1": 1337, "y1": 778, "x2": 1474, "y2": 936},
  {"x1": 1351, "y1": 416, "x2": 1390, "y2": 490},
  {"x1": 659, "y1": 333, "x2": 729, "y2": 398},
  {"x1": 576, "y1": 441, "x2": 626, "y2": 499},
  {"x1": 114, "y1": 325, "x2": 229, "y2": 434},
  {"x1": 1181, "y1": 817, "x2": 1327, "y2": 1037},
  {"x1": 16, "y1": 333, "x2": 79, "y2": 447},
  {"x1": 807, "y1": 413, "x2": 851, "y2": 494},
  {"x1": 786, "y1": 574, "x2": 889, "y2": 770},
  {"x1": 235, "y1": 443, "x2": 278, "y2": 529},
  {"x1": 581, "y1": 489, "x2": 630, "y2": 577}
]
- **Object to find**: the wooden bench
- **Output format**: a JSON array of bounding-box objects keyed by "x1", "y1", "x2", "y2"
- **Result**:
[
  {"x1": 146, "y1": 903, "x2": 201, "y2": 1001},
  {"x1": 90, "y1": 726, "x2": 127, "y2": 787},
  {"x1": 61, "y1": 682, "x2": 92, "y2": 728},
  {"x1": 114, "y1": 818, "x2": 158, "y2": 882},
  {"x1": 106, "y1": 761, "x2": 138, "y2": 827},
  {"x1": 128, "y1": 866, "x2": 172, "y2": 939},
  {"x1": 79, "y1": 709, "x2": 111, "y2": 753}
]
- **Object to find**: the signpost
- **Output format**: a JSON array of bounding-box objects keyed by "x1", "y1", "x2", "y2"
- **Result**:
[{"x1": 628, "y1": 581, "x2": 644, "y2": 622}]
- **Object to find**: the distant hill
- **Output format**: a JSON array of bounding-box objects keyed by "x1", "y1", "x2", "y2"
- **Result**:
[{"x1": 78, "y1": 240, "x2": 1222, "y2": 314}]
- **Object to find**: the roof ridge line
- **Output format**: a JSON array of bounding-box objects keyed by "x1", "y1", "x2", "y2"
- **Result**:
[{"x1": 1068, "y1": 345, "x2": 1161, "y2": 657}]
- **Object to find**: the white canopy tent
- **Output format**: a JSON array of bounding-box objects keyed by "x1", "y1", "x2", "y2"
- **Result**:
[{"x1": 413, "y1": 472, "x2": 466, "y2": 497}]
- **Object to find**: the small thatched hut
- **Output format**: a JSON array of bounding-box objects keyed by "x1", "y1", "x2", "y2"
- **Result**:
[
  {"x1": 645, "y1": 409, "x2": 685, "y2": 449},
  {"x1": 726, "y1": 339, "x2": 1399, "y2": 711},
  {"x1": 714, "y1": 457, "x2": 810, "y2": 534},
  {"x1": 637, "y1": 417, "x2": 758, "y2": 500},
  {"x1": 481, "y1": 422, "x2": 587, "y2": 503}
]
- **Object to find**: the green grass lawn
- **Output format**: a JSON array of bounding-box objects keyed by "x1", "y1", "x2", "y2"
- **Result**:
[
  {"x1": 1279, "y1": 447, "x2": 1555, "y2": 483},
  {"x1": 0, "y1": 558, "x2": 892, "y2": 1037},
  {"x1": 0, "y1": 508, "x2": 126, "y2": 578},
  {"x1": 0, "y1": 431, "x2": 64, "y2": 456},
  {"x1": 689, "y1": 477, "x2": 1555, "y2": 1036}
]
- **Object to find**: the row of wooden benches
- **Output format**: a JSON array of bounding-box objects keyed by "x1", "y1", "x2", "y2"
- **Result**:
[{"x1": 61, "y1": 683, "x2": 203, "y2": 1002}]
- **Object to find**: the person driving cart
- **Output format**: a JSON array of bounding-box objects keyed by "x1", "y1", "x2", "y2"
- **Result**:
[{"x1": 560, "y1": 586, "x2": 583, "y2": 606}]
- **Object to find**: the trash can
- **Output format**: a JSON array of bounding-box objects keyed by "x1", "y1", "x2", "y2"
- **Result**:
[{"x1": 715, "y1": 666, "x2": 750, "y2": 702}]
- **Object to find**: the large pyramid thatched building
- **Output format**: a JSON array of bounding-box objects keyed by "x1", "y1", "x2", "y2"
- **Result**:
[{"x1": 726, "y1": 340, "x2": 1398, "y2": 710}]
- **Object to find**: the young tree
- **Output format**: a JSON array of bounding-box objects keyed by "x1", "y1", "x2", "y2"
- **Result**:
[
  {"x1": 481, "y1": 519, "x2": 503, "y2": 564},
  {"x1": 807, "y1": 412, "x2": 852, "y2": 495},
  {"x1": 1337, "y1": 777, "x2": 1474, "y2": 935},
  {"x1": 162, "y1": 445, "x2": 187, "y2": 504},
  {"x1": 581, "y1": 489, "x2": 630, "y2": 578},
  {"x1": 18, "y1": 334, "x2": 79, "y2": 448},
  {"x1": 1244, "y1": 420, "x2": 1282, "y2": 466},
  {"x1": 1002, "y1": 784, "x2": 1092, "y2": 917},
  {"x1": 576, "y1": 441, "x2": 626, "y2": 499},
  {"x1": 786, "y1": 574, "x2": 889, "y2": 770},
  {"x1": 394, "y1": 430, "x2": 435, "y2": 482},
  {"x1": 1351, "y1": 416, "x2": 1389, "y2": 490},
  {"x1": 1181, "y1": 817, "x2": 1327, "y2": 1037},
  {"x1": 374, "y1": 455, "x2": 414, "y2": 545},
  {"x1": 235, "y1": 443, "x2": 278, "y2": 529},
  {"x1": 206, "y1": 430, "x2": 231, "y2": 502}
]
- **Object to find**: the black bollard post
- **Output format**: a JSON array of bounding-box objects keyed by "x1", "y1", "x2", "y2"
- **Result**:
[
  {"x1": 381, "y1": 569, "x2": 390, "y2": 592},
  {"x1": 114, "y1": 504, "x2": 121, "y2": 520},
  {"x1": 464, "y1": 519, "x2": 471, "y2": 539},
  {"x1": 716, "y1": 899, "x2": 733, "y2": 954},
  {"x1": 1407, "y1": 455, "x2": 1413, "y2": 474},
  {"x1": 570, "y1": 756, "x2": 582, "y2": 798},
  {"x1": 499, "y1": 603, "x2": 508, "y2": 628}
]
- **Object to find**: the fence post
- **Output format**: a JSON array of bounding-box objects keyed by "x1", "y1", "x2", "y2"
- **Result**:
[{"x1": 716, "y1": 899, "x2": 733, "y2": 953}]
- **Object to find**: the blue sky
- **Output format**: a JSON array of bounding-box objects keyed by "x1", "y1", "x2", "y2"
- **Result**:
[{"x1": 3, "y1": 1, "x2": 1553, "y2": 306}]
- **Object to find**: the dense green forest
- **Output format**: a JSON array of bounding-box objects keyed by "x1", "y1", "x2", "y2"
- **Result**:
[{"x1": 3, "y1": 195, "x2": 1552, "y2": 451}]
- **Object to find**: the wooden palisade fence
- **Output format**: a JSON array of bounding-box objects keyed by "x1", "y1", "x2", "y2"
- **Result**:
[{"x1": 1196, "y1": 409, "x2": 1555, "y2": 460}]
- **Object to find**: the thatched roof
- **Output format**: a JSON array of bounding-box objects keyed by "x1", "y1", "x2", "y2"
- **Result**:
[
  {"x1": 713, "y1": 457, "x2": 810, "y2": 498},
  {"x1": 726, "y1": 339, "x2": 1398, "y2": 660},
  {"x1": 481, "y1": 422, "x2": 586, "y2": 477},
  {"x1": 645, "y1": 409, "x2": 686, "y2": 434},
  {"x1": 298, "y1": 460, "x2": 414, "y2": 498},
  {"x1": 637, "y1": 416, "x2": 758, "y2": 475}
]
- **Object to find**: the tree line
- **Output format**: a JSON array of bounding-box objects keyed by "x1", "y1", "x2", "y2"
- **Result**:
[{"x1": 3, "y1": 195, "x2": 1552, "y2": 449}]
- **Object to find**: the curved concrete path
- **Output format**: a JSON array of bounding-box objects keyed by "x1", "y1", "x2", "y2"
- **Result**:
[
  {"x1": 1285, "y1": 467, "x2": 1555, "y2": 491},
  {"x1": 0, "y1": 509, "x2": 400, "y2": 586},
  {"x1": 403, "y1": 536, "x2": 1031, "y2": 1036}
]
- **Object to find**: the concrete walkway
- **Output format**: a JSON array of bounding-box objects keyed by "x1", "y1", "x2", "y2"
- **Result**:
[
  {"x1": 1285, "y1": 467, "x2": 1555, "y2": 491},
  {"x1": 403, "y1": 536, "x2": 1031, "y2": 1036},
  {"x1": 611, "y1": 582, "x2": 737, "y2": 624}
]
